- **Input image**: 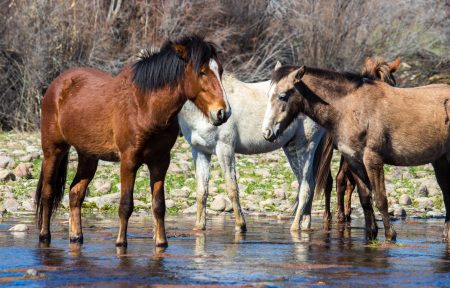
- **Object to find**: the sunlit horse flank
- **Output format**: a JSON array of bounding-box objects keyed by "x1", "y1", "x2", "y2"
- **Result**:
[
  {"x1": 36, "y1": 35, "x2": 229, "y2": 248},
  {"x1": 318, "y1": 57, "x2": 401, "y2": 224},
  {"x1": 263, "y1": 63, "x2": 450, "y2": 242},
  {"x1": 179, "y1": 63, "x2": 327, "y2": 232}
]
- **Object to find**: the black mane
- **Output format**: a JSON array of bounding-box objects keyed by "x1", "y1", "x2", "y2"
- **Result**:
[
  {"x1": 132, "y1": 35, "x2": 218, "y2": 93},
  {"x1": 272, "y1": 65, "x2": 367, "y2": 87}
]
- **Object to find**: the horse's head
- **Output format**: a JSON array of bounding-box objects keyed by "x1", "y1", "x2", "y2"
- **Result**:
[
  {"x1": 132, "y1": 35, "x2": 229, "y2": 126},
  {"x1": 262, "y1": 64, "x2": 305, "y2": 142},
  {"x1": 362, "y1": 57, "x2": 401, "y2": 86},
  {"x1": 172, "y1": 36, "x2": 230, "y2": 126}
]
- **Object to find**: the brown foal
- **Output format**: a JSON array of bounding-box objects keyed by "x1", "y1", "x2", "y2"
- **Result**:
[
  {"x1": 36, "y1": 35, "x2": 229, "y2": 247},
  {"x1": 264, "y1": 64, "x2": 450, "y2": 241},
  {"x1": 319, "y1": 57, "x2": 401, "y2": 224}
]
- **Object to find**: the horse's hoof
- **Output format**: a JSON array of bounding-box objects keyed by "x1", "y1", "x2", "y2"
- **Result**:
[
  {"x1": 385, "y1": 229, "x2": 397, "y2": 242},
  {"x1": 115, "y1": 241, "x2": 128, "y2": 247},
  {"x1": 156, "y1": 241, "x2": 168, "y2": 248},
  {"x1": 235, "y1": 224, "x2": 247, "y2": 233},
  {"x1": 39, "y1": 234, "x2": 51, "y2": 243},
  {"x1": 69, "y1": 235, "x2": 84, "y2": 244},
  {"x1": 366, "y1": 228, "x2": 378, "y2": 241},
  {"x1": 336, "y1": 213, "x2": 345, "y2": 223},
  {"x1": 193, "y1": 225, "x2": 206, "y2": 231},
  {"x1": 344, "y1": 215, "x2": 352, "y2": 222}
]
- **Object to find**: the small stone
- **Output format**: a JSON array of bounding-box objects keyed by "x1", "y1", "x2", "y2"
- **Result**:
[
  {"x1": 399, "y1": 194, "x2": 412, "y2": 205},
  {"x1": 11, "y1": 150, "x2": 26, "y2": 157},
  {"x1": 415, "y1": 183, "x2": 429, "y2": 197},
  {"x1": 0, "y1": 169, "x2": 14, "y2": 181},
  {"x1": 254, "y1": 168, "x2": 270, "y2": 178},
  {"x1": 4, "y1": 198, "x2": 19, "y2": 212},
  {"x1": 9, "y1": 224, "x2": 29, "y2": 232},
  {"x1": 86, "y1": 192, "x2": 120, "y2": 209},
  {"x1": 274, "y1": 189, "x2": 286, "y2": 200},
  {"x1": 427, "y1": 210, "x2": 444, "y2": 218},
  {"x1": 420, "y1": 179, "x2": 441, "y2": 197},
  {"x1": 14, "y1": 163, "x2": 32, "y2": 179},
  {"x1": 388, "y1": 197, "x2": 398, "y2": 205},
  {"x1": 0, "y1": 156, "x2": 13, "y2": 169},
  {"x1": 224, "y1": 197, "x2": 233, "y2": 212},
  {"x1": 393, "y1": 207, "x2": 406, "y2": 217},
  {"x1": 19, "y1": 154, "x2": 33, "y2": 162},
  {"x1": 416, "y1": 197, "x2": 434, "y2": 210},
  {"x1": 21, "y1": 200, "x2": 34, "y2": 211},
  {"x1": 93, "y1": 180, "x2": 112, "y2": 194},
  {"x1": 165, "y1": 199, "x2": 175, "y2": 209},
  {"x1": 25, "y1": 269, "x2": 38, "y2": 277},
  {"x1": 210, "y1": 195, "x2": 227, "y2": 211},
  {"x1": 291, "y1": 180, "x2": 299, "y2": 190},
  {"x1": 170, "y1": 188, "x2": 190, "y2": 198},
  {"x1": 31, "y1": 151, "x2": 41, "y2": 160},
  {"x1": 182, "y1": 204, "x2": 197, "y2": 214}
]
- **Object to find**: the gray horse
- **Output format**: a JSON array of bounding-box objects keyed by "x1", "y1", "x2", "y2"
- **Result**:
[{"x1": 178, "y1": 63, "x2": 325, "y2": 232}]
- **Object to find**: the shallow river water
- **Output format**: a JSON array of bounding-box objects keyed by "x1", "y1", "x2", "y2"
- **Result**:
[{"x1": 0, "y1": 214, "x2": 449, "y2": 287}]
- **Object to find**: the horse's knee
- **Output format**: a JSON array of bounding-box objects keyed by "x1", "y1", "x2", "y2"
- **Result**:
[
  {"x1": 119, "y1": 197, "x2": 133, "y2": 219},
  {"x1": 152, "y1": 197, "x2": 166, "y2": 218}
]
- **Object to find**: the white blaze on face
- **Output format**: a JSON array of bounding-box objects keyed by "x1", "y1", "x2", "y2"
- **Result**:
[
  {"x1": 209, "y1": 59, "x2": 231, "y2": 116},
  {"x1": 262, "y1": 83, "x2": 277, "y2": 133}
]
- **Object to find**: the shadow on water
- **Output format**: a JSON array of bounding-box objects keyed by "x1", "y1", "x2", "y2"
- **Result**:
[{"x1": 0, "y1": 214, "x2": 449, "y2": 286}]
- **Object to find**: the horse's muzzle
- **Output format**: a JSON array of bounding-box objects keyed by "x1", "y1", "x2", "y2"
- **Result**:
[
  {"x1": 210, "y1": 108, "x2": 228, "y2": 126},
  {"x1": 263, "y1": 128, "x2": 276, "y2": 142}
]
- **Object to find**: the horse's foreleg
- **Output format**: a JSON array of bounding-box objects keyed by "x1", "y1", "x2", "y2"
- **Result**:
[
  {"x1": 148, "y1": 153, "x2": 170, "y2": 247},
  {"x1": 291, "y1": 148, "x2": 315, "y2": 231},
  {"x1": 431, "y1": 155, "x2": 450, "y2": 241},
  {"x1": 116, "y1": 158, "x2": 137, "y2": 247},
  {"x1": 353, "y1": 173, "x2": 378, "y2": 240},
  {"x1": 192, "y1": 149, "x2": 211, "y2": 230},
  {"x1": 69, "y1": 154, "x2": 98, "y2": 244},
  {"x1": 216, "y1": 143, "x2": 246, "y2": 232},
  {"x1": 363, "y1": 151, "x2": 396, "y2": 242},
  {"x1": 323, "y1": 172, "x2": 332, "y2": 224}
]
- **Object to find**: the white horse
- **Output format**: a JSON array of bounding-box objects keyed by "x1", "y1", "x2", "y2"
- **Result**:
[{"x1": 178, "y1": 63, "x2": 325, "y2": 232}]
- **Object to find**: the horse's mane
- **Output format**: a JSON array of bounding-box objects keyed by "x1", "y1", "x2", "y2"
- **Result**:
[
  {"x1": 361, "y1": 57, "x2": 396, "y2": 86},
  {"x1": 272, "y1": 65, "x2": 366, "y2": 88},
  {"x1": 132, "y1": 35, "x2": 218, "y2": 93}
]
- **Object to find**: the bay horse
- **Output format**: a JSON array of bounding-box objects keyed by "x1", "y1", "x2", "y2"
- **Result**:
[
  {"x1": 263, "y1": 64, "x2": 450, "y2": 241},
  {"x1": 178, "y1": 63, "x2": 326, "y2": 232},
  {"x1": 318, "y1": 57, "x2": 401, "y2": 224},
  {"x1": 36, "y1": 35, "x2": 229, "y2": 247}
]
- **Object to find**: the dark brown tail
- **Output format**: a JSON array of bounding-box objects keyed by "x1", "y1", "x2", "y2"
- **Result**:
[
  {"x1": 35, "y1": 153, "x2": 69, "y2": 229},
  {"x1": 313, "y1": 133, "x2": 334, "y2": 200}
]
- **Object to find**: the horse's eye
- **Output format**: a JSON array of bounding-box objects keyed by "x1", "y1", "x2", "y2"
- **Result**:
[{"x1": 278, "y1": 93, "x2": 288, "y2": 101}]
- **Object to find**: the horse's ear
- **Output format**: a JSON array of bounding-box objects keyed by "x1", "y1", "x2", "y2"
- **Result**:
[
  {"x1": 293, "y1": 66, "x2": 305, "y2": 83},
  {"x1": 274, "y1": 61, "x2": 282, "y2": 71},
  {"x1": 173, "y1": 43, "x2": 188, "y2": 61},
  {"x1": 388, "y1": 57, "x2": 401, "y2": 72}
]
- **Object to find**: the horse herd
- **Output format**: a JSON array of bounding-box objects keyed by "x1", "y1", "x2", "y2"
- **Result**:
[{"x1": 35, "y1": 34, "x2": 450, "y2": 248}]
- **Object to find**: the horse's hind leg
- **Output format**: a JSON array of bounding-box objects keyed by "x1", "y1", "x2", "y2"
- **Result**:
[
  {"x1": 216, "y1": 142, "x2": 246, "y2": 232},
  {"x1": 335, "y1": 157, "x2": 347, "y2": 223},
  {"x1": 353, "y1": 173, "x2": 378, "y2": 240},
  {"x1": 69, "y1": 153, "x2": 98, "y2": 243},
  {"x1": 38, "y1": 144, "x2": 69, "y2": 243},
  {"x1": 323, "y1": 172, "x2": 333, "y2": 224},
  {"x1": 431, "y1": 155, "x2": 450, "y2": 241},
  {"x1": 344, "y1": 170, "x2": 355, "y2": 222},
  {"x1": 192, "y1": 148, "x2": 212, "y2": 230}
]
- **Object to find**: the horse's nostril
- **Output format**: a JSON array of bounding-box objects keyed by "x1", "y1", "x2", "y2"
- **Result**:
[
  {"x1": 217, "y1": 109, "x2": 225, "y2": 121},
  {"x1": 263, "y1": 129, "x2": 273, "y2": 140}
]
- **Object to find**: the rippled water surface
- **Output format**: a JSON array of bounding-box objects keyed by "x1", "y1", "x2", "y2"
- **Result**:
[{"x1": 1, "y1": 214, "x2": 449, "y2": 287}]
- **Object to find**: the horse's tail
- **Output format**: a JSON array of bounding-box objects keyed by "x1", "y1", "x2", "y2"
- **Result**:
[
  {"x1": 35, "y1": 153, "x2": 69, "y2": 229},
  {"x1": 313, "y1": 133, "x2": 334, "y2": 200}
]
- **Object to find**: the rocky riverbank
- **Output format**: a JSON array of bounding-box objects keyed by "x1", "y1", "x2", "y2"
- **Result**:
[{"x1": 0, "y1": 132, "x2": 445, "y2": 222}]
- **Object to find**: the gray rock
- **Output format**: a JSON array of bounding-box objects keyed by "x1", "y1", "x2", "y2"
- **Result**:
[
  {"x1": 14, "y1": 163, "x2": 32, "y2": 179},
  {"x1": 9, "y1": 224, "x2": 29, "y2": 232},
  {"x1": 416, "y1": 197, "x2": 434, "y2": 210},
  {"x1": 21, "y1": 200, "x2": 34, "y2": 211},
  {"x1": 224, "y1": 197, "x2": 233, "y2": 212},
  {"x1": 399, "y1": 194, "x2": 412, "y2": 205},
  {"x1": 0, "y1": 156, "x2": 13, "y2": 169},
  {"x1": 274, "y1": 189, "x2": 286, "y2": 200},
  {"x1": 11, "y1": 150, "x2": 26, "y2": 157},
  {"x1": 427, "y1": 210, "x2": 444, "y2": 218},
  {"x1": 394, "y1": 207, "x2": 406, "y2": 217},
  {"x1": 165, "y1": 199, "x2": 176, "y2": 209},
  {"x1": 25, "y1": 269, "x2": 38, "y2": 277},
  {"x1": 420, "y1": 179, "x2": 441, "y2": 197},
  {"x1": 170, "y1": 188, "x2": 190, "y2": 198},
  {"x1": 254, "y1": 168, "x2": 270, "y2": 178},
  {"x1": 19, "y1": 154, "x2": 33, "y2": 162},
  {"x1": 93, "y1": 179, "x2": 112, "y2": 194},
  {"x1": 415, "y1": 183, "x2": 429, "y2": 197},
  {"x1": 4, "y1": 198, "x2": 19, "y2": 212},
  {"x1": 210, "y1": 195, "x2": 227, "y2": 211},
  {"x1": 182, "y1": 204, "x2": 197, "y2": 214},
  {"x1": 86, "y1": 192, "x2": 120, "y2": 209},
  {"x1": 31, "y1": 151, "x2": 41, "y2": 160},
  {"x1": 0, "y1": 169, "x2": 14, "y2": 181}
]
